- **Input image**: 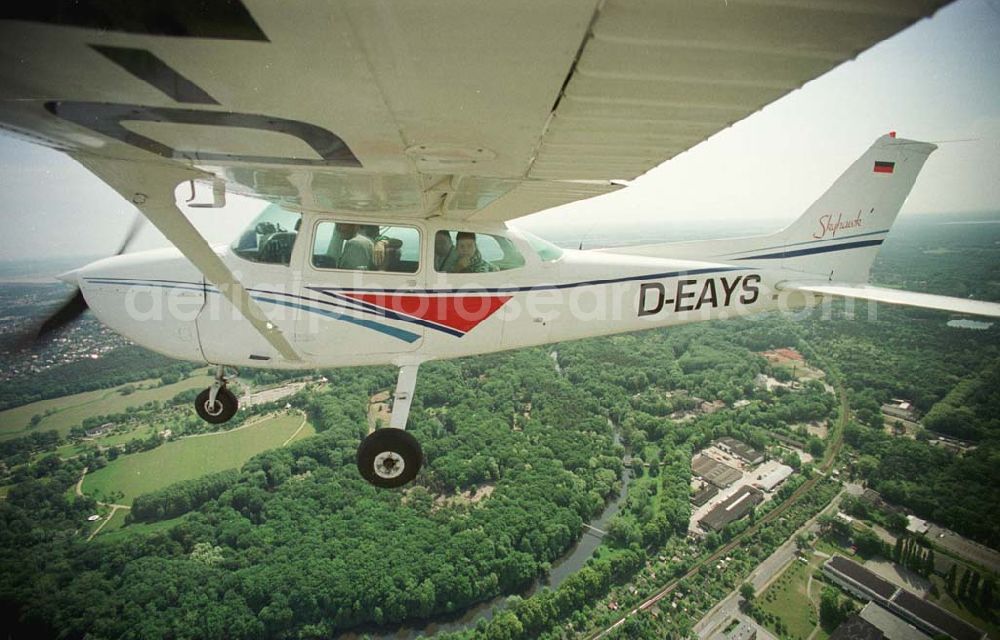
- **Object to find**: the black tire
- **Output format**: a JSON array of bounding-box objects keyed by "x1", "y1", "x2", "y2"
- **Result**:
[
  {"x1": 195, "y1": 387, "x2": 238, "y2": 424},
  {"x1": 356, "y1": 428, "x2": 423, "y2": 488}
]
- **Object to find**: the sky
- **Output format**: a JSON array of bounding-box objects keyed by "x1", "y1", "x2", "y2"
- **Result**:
[{"x1": 0, "y1": 0, "x2": 998, "y2": 261}]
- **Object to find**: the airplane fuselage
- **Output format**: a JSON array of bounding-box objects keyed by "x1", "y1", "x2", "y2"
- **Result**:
[{"x1": 71, "y1": 216, "x2": 802, "y2": 371}]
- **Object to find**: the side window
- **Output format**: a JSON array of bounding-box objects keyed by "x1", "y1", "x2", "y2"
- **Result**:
[
  {"x1": 434, "y1": 230, "x2": 525, "y2": 273},
  {"x1": 231, "y1": 205, "x2": 302, "y2": 266},
  {"x1": 311, "y1": 222, "x2": 420, "y2": 273},
  {"x1": 520, "y1": 229, "x2": 565, "y2": 262}
]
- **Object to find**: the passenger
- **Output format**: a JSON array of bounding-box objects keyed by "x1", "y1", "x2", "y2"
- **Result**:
[
  {"x1": 448, "y1": 231, "x2": 497, "y2": 273},
  {"x1": 434, "y1": 231, "x2": 454, "y2": 271},
  {"x1": 328, "y1": 223, "x2": 374, "y2": 270},
  {"x1": 359, "y1": 224, "x2": 397, "y2": 270}
]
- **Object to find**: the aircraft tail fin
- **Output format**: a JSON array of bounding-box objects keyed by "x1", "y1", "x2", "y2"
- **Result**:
[
  {"x1": 600, "y1": 134, "x2": 937, "y2": 283},
  {"x1": 754, "y1": 133, "x2": 937, "y2": 282}
]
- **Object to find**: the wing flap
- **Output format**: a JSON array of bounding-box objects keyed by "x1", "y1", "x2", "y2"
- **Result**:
[{"x1": 783, "y1": 282, "x2": 1000, "y2": 318}]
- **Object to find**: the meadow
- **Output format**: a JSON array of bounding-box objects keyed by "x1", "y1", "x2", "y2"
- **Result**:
[
  {"x1": 757, "y1": 554, "x2": 827, "y2": 640},
  {"x1": 81, "y1": 412, "x2": 313, "y2": 505},
  {"x1": 0, "y1": 370, "x2": 213, "y2": 440}
]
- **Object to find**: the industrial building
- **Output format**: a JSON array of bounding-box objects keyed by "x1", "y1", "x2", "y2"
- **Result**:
[
  {"x1": 699, "y1": 486, "x2": 763, "y2": 532},
  {"x1": 752, "y1": 463, "x2": 793, "y2": 492},
  {"x1": 829, "y1": 615, "x2": 883, "y2": 640},
  {"x1": 859, "y1": 602, "x2": 930, "y2": 640},
  {"x1": 691, "y1": 483, "x2": 719, "y2": 507},
  {"x1": 692, "y1": 454, "x2": 742, "y2": 489},
  {"x1": 822, "y1": 556, "x2": 986, "y2": 640},
  {"x1": 716, "y1": 437, "x2": 765, "y2": 465}
]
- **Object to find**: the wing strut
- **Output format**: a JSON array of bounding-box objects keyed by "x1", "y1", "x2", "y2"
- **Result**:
[
  {"x1": 70, "y1": 154, "x2": 301, "y2": 362},
  {"x1": 780, "y1": 281, "x2": 1000, "y2": 318}
]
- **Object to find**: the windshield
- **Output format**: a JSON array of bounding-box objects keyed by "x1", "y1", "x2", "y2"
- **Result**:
[
  {"x1": 231, "y1": 204, "x2": 302, "y2": 266},
  {"x1": 518, "y1": 229, "x2": 565, "y2": 262}
]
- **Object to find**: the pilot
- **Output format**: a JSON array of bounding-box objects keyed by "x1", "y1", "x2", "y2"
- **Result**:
[
  {"x1": 434, "y1": 231, "x2": 454, "y2": 271},
  {"x1": 448, "y1": 231, "x2": 497, "y2": 273},
  {"x1": 328, "y1": 223, "x2": 374, "y2": 270}
]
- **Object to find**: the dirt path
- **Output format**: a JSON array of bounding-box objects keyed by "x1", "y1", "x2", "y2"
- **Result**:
[
  {"x1": 805, "y1": 573, "x2": 821, "y2": 640},
  {"x1": 179, "y1": 413, "x2": 274, "y2": 438},
  {"x1": 74, "y1": 466, "x2": 88, "y2": 497},
  {"x1": 77, "y1": 466, "x2": 131, "y2": 541},
  {"x1": 282, "y1": 413, "x2": 308, "y2": 447},
  {"x1": 87, "y1": 505, "x2": 120, "y2": 541}
]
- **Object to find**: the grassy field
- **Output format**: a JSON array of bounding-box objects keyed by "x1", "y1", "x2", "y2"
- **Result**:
[
  {"x1": 758, "y1": 554, "x2": 826, "y2": 640},
  {"x1": 98, "y1": 506, "x2": 131, "y2": 533},
  {"x1": 81, "y1": 412, "x2": 313, "y2": 505},
  {"x1": 0, "y1": 370, "x2": 212, "y2": 440},
  {"x1": 97, "y1": 513, "x2": 190, "y2": 542}
]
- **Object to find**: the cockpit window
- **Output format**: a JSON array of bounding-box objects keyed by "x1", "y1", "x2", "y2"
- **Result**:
[
  {"x1": 231, "y1": 205, "x2": 302, "y2": 266},
  {"x1": 311, "y1": 221, "x2": 421, "y2": 273},
  {"x1": 519, "y1": 229, "x2": 564, "y2": 262},
  {"x1": 434, "y1": 230, "x2": 525, "y2": 273}
]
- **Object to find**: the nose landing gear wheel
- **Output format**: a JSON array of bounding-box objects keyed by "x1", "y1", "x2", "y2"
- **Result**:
[
  {"x1": 357, "y1": 428, "x2": 423, "y2": 488},
  {"x1": 195, "y1": 387, "x2": 238, "y2": 424}
]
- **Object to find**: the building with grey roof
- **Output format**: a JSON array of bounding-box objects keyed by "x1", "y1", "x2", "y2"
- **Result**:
[
  {"x1": 823, "y1": 556, "x2": 898, "y2": 601},
  {"x1": 716, "y1": 437, "x2": 764, "y2": 465},
  {"x1": 890, "y1": 590, "x2": 985, "y2": 640},
  {"x1": 692, "y1": 454, "x2": 742, "y2": 489},
  {"x1": 823, "y1": 556, "x2": 986, "y2": 640},
  {"x1": 859, "y1": 602, "x2": 930, "y2": 640},
  {"x1": 691, "y1": 483, "x2": 718, "y2": 507},
  {"x1": 829, "y1": 614, "x2": 884, "y2": 640},
  {"x1": 700, "y1": 486, "x2": 762, "y2": 532}
]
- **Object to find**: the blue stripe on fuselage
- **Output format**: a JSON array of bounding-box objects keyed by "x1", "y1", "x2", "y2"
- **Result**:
[{"x1": 734, "y1": 239, "x2": 884, "y2": 261}]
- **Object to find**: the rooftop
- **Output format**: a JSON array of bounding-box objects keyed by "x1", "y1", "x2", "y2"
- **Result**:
[
  {"x1": 829, "y1": 614, "x2": 884, "y2": 640},
  {"x1": 717, "y1": 437, "x2": 764, "y2": 463},
  {"x1": 692, "y1": 454, "x2": 742, "y2": 489},
  {"x1": 700, "y1": 486, "x2": 763, "y2": 532},
  {"x1": 860, "y1": 602, "x2": 930, "y2": 640},
  {"x1": 826, "y1": 556, "x2": 898, "y2": 600},
  {"x1": 691, "y1": 484, "x2": 718, "y2": 507},
  {"x1": 891, "y1": 590, "x2": 985, "y2": 640}
]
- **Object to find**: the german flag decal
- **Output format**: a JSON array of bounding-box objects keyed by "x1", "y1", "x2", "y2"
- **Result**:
[{"x1": 873, "y1": 161, "x2": 895, "y2": 174}]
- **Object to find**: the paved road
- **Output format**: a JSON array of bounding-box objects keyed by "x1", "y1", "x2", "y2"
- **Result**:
[{"x1": 242, "y1": 381, "x2": 308, "y2": 407}]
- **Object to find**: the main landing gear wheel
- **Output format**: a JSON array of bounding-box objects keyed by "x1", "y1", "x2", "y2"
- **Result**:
[
  {"x1": 195, "y1": 386, "x2": 238, "y2": 424},
  {"x1": 357, "y1": 428, "x2": 423, "y2": 488}
]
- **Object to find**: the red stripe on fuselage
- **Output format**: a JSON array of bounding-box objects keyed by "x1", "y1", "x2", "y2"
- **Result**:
[{"x1": 340, "y1": 293, "x2": 512, "y2": 333}]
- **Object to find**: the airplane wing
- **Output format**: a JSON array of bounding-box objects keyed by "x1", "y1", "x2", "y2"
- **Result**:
[
  {"x1": 0, "y1": 0, "x2": 954, "y2": 224},
  {"x1": 780, "y1": 282, "x2": 1000, "y2": 318}
]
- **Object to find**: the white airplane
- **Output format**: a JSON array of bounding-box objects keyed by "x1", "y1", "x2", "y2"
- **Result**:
[{"x1": 2, "y1": 0, "x2": 995, "y2": 487}]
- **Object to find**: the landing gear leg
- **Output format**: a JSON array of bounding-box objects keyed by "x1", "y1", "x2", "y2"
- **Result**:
[
  {"x1": 357, "y1": 363, "x2": 423, "y2": 488},
  {"x1": 195, "y1": 365, "x2": 239, "y2": 424}
]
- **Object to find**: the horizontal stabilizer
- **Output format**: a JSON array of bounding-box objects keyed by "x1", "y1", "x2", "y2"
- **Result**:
[{"x1": 781, "y1": 282, "x2": 1000, "y2": 318}]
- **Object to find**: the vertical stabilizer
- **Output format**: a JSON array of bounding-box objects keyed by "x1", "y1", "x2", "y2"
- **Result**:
[{"x1": 742, "y1": 134, "x2": 937, "y2": 281}]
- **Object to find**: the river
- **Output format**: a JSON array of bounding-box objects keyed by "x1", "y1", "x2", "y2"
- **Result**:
[{"x1": 338, "y1": 429, "x2": 630, "y2": 639}]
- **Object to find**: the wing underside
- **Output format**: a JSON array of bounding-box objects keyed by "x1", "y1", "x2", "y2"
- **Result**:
[{"x1": 0, "y1": 0, "x2": 952, "y2": 222}]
